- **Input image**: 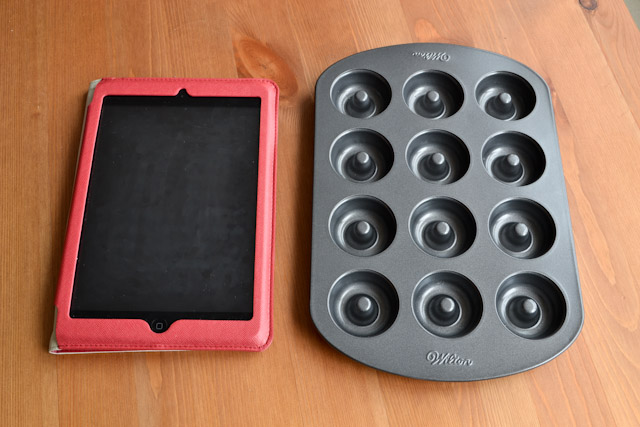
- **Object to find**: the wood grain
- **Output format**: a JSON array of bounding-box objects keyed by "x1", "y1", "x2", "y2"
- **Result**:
[{"x1": 1, "y1": 0, "x2": 639, "y2": 425}]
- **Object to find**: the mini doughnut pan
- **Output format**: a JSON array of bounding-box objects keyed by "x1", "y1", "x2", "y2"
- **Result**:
[{"x1": 310, "y1": 44, "x2": 583, "y2": 381}]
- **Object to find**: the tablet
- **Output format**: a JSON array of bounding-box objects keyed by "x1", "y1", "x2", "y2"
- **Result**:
[{"x1": 50, "y1": 78, "x2": 278, "y2": 353}]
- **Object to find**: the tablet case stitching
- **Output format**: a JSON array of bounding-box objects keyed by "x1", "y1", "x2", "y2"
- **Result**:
[{"x1": 101, "y1": 77, "x2": 280, "y2": 86}]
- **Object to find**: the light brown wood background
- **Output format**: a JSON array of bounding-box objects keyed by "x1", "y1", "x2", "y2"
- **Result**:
[{"x1": 1, "y1": 0, "x2": 639, "y2": 425}]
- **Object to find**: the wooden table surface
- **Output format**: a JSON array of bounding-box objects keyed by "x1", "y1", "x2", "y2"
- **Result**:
[{"x1": 2, "y1": 0, "x2": 640, "y2": 425}]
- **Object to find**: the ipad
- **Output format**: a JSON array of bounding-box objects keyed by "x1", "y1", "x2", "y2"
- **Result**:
[{"x1": 51, "y1": 78, "x2": 278, "y2": 353}]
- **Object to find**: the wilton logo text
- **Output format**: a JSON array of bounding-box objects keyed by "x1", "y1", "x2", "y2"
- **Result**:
[
  {"x1": 426, "y1": 351, "x2": 473, "y2": 366},
  {"x1": 411, "y1": 51, "x2": 451, "y2": 62}
]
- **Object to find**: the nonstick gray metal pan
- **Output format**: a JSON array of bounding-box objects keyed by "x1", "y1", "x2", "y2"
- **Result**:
[{"x1": 310, "y1": 44, "x2": 583, "y2": 381}]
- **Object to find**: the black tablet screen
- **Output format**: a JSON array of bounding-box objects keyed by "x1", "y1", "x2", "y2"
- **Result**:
[{"x1": 70, "y1": 90, "x2": 261, "y2": 329}]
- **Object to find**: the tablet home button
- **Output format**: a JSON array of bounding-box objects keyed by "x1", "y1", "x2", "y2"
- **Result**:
[{"x1": 150, "y1": 319, "x2": 168, "y2": 333}]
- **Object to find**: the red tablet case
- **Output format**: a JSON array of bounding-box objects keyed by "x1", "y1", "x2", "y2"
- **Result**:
[{"x1": 50, "y1": 78, "x2": 278, "y2": 353}]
